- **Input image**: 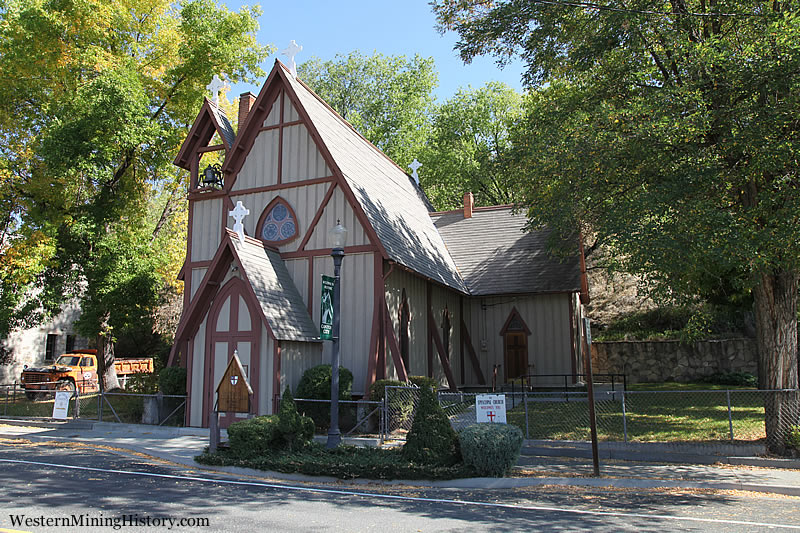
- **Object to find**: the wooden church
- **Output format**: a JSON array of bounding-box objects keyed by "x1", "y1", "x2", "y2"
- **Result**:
[{"x1": 168, "y1": 60, "x2": 589, "y2": 427}]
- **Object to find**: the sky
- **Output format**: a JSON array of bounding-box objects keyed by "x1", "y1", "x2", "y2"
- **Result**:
[{"x1": 220, "y1": 0, "x2": 525, "y2": 101}]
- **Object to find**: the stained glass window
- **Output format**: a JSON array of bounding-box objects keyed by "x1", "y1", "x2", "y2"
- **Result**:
[{"x1": 259, "y1": 199, "x2": 298, "y2": 243}]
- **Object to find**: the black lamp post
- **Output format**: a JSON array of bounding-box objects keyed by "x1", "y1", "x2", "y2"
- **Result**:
[{"x1": 326, "y1": 220, "x2": 347, "y2": 449}]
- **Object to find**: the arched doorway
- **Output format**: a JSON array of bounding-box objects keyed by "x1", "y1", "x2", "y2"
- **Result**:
[
  {"x1": 500, "y1": 308, "x2": 531, "y2": 382},
  {"x1": 205, "y1": 277, "x2": 261, "y2": 427}
]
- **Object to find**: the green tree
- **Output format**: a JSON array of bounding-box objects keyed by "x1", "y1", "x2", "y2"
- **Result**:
[
  {"x1": 419, "y1": 82, "x2": 522, "y2": 210},
  {"x1": 434, "y1": 0, "x2": 800, "y2": 450},
  {"x1": 298, "y1": 51, "x2": 438, "y2": 168},
  {"x1": 0, "y1": 0, "x2": 270, "y2": 388}
]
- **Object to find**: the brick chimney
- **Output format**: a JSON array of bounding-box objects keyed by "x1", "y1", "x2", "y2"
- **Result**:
[
  {"x1": 238, "y1": 92, "x2": 257, "y2": 132},
  {"x1": 463, "y1": 192, "x2": 474, "y2": 219}
]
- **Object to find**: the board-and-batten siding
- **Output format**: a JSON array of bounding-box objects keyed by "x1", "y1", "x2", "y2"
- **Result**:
[
  {"x1": 384, "y1": 268, "x2": 427, "y2": 379},
  {"x1": 463, "y1": 294, "x2": 573, "y2": 386},
  {"x1": 190, "y1": 267, "x2": 207, "y2": 301},
  {"x1": 259, "y1": 324, "x2": 274, "y2": 414},
  {"x1": 283, "y1": 258, "x2": 310, "y2": 309},
  {"x1": 430, "y1": 285, "x2": 462, "y2": 387},
  {"x1": 190, "y1": 198, "x2": 223, "y2": 262},
  {"x1": 303, "y1": 186, "x2": 369, "y2": 250},
  {"x1": 282, "y1": 123, "x2": 330, "y2": 182},
  {"x1": 279, "y1": 341, "x2": 322, "y2": 399},
  {"x1": 312, "y1": 252, "x2": 374, "y2": 395},
  {"x1": 189, "y1": 316, "x2": 207, "y2": 427},
  {"x1": 232, "y1": 128, "x2": 279, "y2": 191}
]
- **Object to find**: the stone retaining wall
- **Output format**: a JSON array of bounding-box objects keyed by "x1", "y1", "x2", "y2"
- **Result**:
[{"x1": 591, "y1": 338, "x2": 758, "y2": 383}]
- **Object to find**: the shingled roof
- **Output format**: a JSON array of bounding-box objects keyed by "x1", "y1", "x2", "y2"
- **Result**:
[
  {"x1": 228, "y1": 230, "x2": 320, "y2": 342},
  {"x1": 207, "y1": 100, "x2": 236, "y2": 149},
  {"x1": 281, "y1": 67, "x2": 468, "y2": 294},
  {"x1": 431, "y1": 207, "x2": 582, "y2": 296}
]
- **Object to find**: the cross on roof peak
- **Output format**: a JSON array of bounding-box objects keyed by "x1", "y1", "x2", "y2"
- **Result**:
[
  {"x1": 229, "y1": 201, "x2": 250, "y2": 245},
  {"x1": 207, "y1": 74, "x2": 230, "y2": 105},
  {"x1": 281, "y1": 40, "x2": 303, "y2": 78},
  {"x1": 409, "y1": 158, "x2": 422, "y2": 184}
]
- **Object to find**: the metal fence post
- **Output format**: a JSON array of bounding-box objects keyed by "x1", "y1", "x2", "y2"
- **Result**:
[
  {"x1": 523, "y1": 389, "x2": 529, "y2": 439},
  {"x1": 727, "y1": 389, "x2": 734, "y2": 441},
  {"x1": 621, "y1": 390, "x2": 628, "y2": 443},
  {"x1": 73, "y1": 390, "x2": 79, "y2": 419},
  {"x1": 99, "y1": 391, "x2": 104, "y2": 422}
]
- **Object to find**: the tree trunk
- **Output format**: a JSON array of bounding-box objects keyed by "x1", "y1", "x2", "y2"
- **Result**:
[
  {"x1": 95, "y1": 313, "x2": 120, "y2": 392},
  {"x1": 753, "y1": 268, "x2": 799, "y2": 454}
]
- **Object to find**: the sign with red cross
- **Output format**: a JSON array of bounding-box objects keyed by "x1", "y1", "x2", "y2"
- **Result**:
[{"x1": 476, "y1": 394, "x2": 507, "y2": 424}]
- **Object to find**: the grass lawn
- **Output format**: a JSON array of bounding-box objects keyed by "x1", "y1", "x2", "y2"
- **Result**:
[{"x1": 505, "y1": 386, "x2": 766, "y2": 442}]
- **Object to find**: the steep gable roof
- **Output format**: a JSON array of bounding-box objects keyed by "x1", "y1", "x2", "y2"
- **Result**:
[
  {"x1": 170, "y1": 230, "x2": 319, "y2": 357},
  {"x1": 431, "y1": 207, "x2": 582, "y2": 296},
  {"x1": 174, "y1": 98, "x2": 236, "y2": 170},
  {"x1": 227, "y1": 230, "x2": 319, "y2": 341},
  {"x1": 225, "y1": 61, "x2": 467, "y2": 292}
]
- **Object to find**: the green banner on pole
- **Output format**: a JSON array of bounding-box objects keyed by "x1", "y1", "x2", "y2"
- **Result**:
[{"x1": 320, "y1": 275, "x2": 335, "y2": 340}]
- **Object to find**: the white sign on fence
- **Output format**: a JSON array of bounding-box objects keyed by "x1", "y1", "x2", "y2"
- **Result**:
[
  {"x1": 476, "y1": 394, "x2": 506, "y2": 423},
  {"x1": 52, "y1": 391, "x2": 71, "y2": 419}
]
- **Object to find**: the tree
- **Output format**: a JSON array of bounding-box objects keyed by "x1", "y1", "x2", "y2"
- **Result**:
[
  {"x1": 434, "y1": 0, "x2": 800, "y2": 450},
  {"x1": 297, "y1": 51, "x2": 438, "y2": 168},
  {"x1": 0, "y1": 0, "x2": 270, "y2": 388},
  {"x1": 419, "y1": 82, "x2": 522, "y2": 210}
]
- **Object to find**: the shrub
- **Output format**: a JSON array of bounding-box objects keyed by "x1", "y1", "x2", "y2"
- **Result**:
[
  {"x1": 227, "y1": 388, "x2": 314, "y2": 456},
  {"x1": 277, "y1": 387, "x2": 314, "y2": 451},
  {"x1": 459, "y1": 423, "x2": 523, "y2": 477},
  {"x1": 159, "y1": 366, "x2": 187, "y2": 395},
  {"x1": 702, "y1": 371, "x2": 758, "y2": 388},
  {"x1": 296, "y1": 364, "x2": 353, "y2": 400},
  {"x1": 409, "y1": 375, "x2": 438, "y2": 391},
  {"x1": 402, "y1": 385, "x2": 460, "y2": 466},
  {"x1": 785, "y1": 425, "x2": 800, "y2": 451},
  {"x1": 295, "y1": 364, "x2": 354, "y2": 430},
  {"x1": 227, "y1": 416, "x2": 282, "y2": 457},
  {"x1": 368, "y1": 379, "x2": 405, "y2": 403}
]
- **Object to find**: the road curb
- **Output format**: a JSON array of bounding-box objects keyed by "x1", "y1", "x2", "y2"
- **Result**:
[{"x1": 3, "y1": 430, "x2": 799, "y2": 496}]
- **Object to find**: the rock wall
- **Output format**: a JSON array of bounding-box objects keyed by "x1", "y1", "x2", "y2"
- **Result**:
[{"x1": 591, "y1": 338, "x2": 758, "y2": 383}]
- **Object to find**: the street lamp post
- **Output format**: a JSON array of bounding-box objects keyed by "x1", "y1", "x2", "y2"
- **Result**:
[{"x1": 327, "y1": 221, "x2": 347, "y2": 449}]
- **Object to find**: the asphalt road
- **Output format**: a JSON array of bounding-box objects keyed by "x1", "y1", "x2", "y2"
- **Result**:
[{"x1": 1, "y1": 439, "x2": 799, "y2": 532}]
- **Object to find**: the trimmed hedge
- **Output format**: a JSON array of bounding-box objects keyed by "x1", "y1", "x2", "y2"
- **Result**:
[
  {"x1": 227, "y1": 387, "x2": 314, "y2": 456},
  {"x1": 296, "y1": 364, "x2": 353, "y2": 400},
  {"x1": 368, "y1": 379, "x2": 405, "y2": 403},
  {"x1": 196, "y1": 443, "x2": 476, "y2": 480},
  {"x1": 408, "y1": 375, "x2": 438, "y2": 391},
  {"x1": 459, "y1": 423, "x2": 523, "y2": 477},
  {"x1": 402, "y1": 385, "x2": 460, "y2": 466}
]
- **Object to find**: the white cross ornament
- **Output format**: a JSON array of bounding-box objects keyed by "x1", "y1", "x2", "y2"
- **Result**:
[
  {"x1": 206, "y1": 74, "x2": 230, "y2": 105},
  {"x1": 281, "y1": 40, "x2": 303, "y2": 78},
  {"x1": 409, "y1": 159, "x2": 422, "y2": 184},
  {"x1": 229, "y1": 201, "x2": 250, "y2": 244}
]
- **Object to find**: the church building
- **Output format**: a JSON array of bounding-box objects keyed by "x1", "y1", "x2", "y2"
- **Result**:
[{"x1": 168, "y1": 59, "x2": 589, "y2": 427}]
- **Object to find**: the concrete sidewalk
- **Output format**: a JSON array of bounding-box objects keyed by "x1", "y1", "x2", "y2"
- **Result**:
[{"x1": 1, "y1": 418, "x2": 799, "y2": 495}]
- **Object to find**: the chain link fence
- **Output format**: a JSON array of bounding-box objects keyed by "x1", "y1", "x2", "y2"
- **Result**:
[
  {"x1": 383, "y1": 386, "x2": 800, "y2": 452},
  {"x1": 291, "y1": 398, "x2": 384, "y2": 437},
  {"x1": 1, "y1": 383, "x2": 186, "y2": 426}
]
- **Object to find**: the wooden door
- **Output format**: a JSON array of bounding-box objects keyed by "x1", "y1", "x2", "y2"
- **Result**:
[
  {"x1": 205, "y1": 278, "x2": 260, "y2": 428},
  {"x1": 505, "y1": 332, "x2": 527, "y2": 381}
]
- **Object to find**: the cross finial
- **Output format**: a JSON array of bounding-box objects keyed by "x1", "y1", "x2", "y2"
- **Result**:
[
  {"x1": 281, "y1": 40, "x2": 303, "y2": 78},
  {"x1": 229, "y1": 201, "x2": 250, "y2": 245},
  {"x1": 206, "y1": 74, "x2": 230, "y2": 105},
  {"x1": 409, "y1": 159, "x2": 422, "y2": 184}
]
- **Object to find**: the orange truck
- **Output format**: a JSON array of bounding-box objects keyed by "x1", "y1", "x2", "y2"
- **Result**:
[{"x1": 20, "y1": 349, "x2": 154, "y2": 399}]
